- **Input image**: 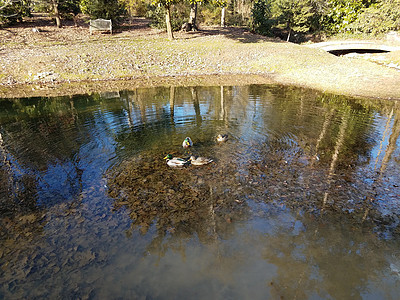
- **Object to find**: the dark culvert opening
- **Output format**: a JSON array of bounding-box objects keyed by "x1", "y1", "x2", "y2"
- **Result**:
[{"x1": 328, "y1": 49, "x2": 390, "y2": 56}]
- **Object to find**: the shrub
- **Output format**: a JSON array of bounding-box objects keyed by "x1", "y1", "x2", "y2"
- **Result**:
[
  {"x1": 0, "y1": 0, "x2": 31, "y2": 25},
  {"x1": 80, "y1": 0, "x2": 126, "y2": 22},
  {"x1": 146, "y1": 2, "x2": 188, "y2": 31},
  {"x1": 350, "y1": 0, "x2": 400, "y2": 35},
  {"x1": 251, "y1": 0, "x2": 272, "y2": 35}
]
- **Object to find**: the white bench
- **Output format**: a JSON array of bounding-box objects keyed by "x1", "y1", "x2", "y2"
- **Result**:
[{"x1": 89, "y1": 19, "x2": 112, "y2": 35}]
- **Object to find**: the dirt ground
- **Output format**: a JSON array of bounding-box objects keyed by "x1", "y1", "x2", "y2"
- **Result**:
[
  {"x1": 1, "y1": 13, "x2": 158, "y2": 43},
  {"x1": 0, "y1": 13, "x2": 269, "y2": 46},
  {"x1": 1, "y1": 14, "x2": 400, "y2": 100}
]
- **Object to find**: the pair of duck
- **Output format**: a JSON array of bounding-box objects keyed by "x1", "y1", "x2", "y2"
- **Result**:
[
  {"x1": 164, "y1": 154, "x2": 213, "y2": 167},
  {"x1": 164, "y1": 135, "x2": 227, "y2": 167},
  {"x1": 183, "y1": 135, "x2": 228, "y2": 148}
]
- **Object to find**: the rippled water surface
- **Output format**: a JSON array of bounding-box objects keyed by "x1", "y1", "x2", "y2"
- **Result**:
[{"x1": 1, "y1": 85, "x2": 400, "y2": 299}]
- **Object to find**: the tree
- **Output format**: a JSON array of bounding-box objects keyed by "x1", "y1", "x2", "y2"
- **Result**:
[
  {"x1": 252, "y1": 0, "x2": 272, "y2": 35},
  {"x1": 0, "y1": 0, "x2": 30, "y2": 24},
  {"x1": 51, "y1": 0, "x2": 62, "y2": 27},
  {"x1": 324, "y1": 0, "x2": 376, "y2": 33},
  {"x1": 187, "y1": 0, "x2": 199, "y2": 30},
  {"x1": 120, "y1": 0, "x2": 148, "y2": 16},
  {"x1": 212, "y1": 0, "x2": 227, "y2": 27},
  {"x1": 271, "y1": 0, "x2": 315, "y2": 41},
  {"x1": 351, "y1": 0, "x2": 400, "y2": 34},
  {"x1": 151, "y1": 0, "x2": 177, "y2": 39},
  {"x1": 31, "y1": 0, "x2": 81, "y2": 28}
]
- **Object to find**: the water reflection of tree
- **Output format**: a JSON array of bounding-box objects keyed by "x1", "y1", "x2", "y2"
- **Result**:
[
  {"x1": 239, "y1": 88, "x2": 400, "y2": 236},
  {"x1": 262, "y1": 211, "x2": 389, "y2": 299},
  {"x1": 0, "y1": 93, "x2": 144, "y2": 298},
  {"x1": 107, "y1": 85, "x2": 270, "y2": 254},
  {"x1": 378, "y1": 104, "x2": 400, "y2": 175},
  {"x1": 110, "y1": 85, "x2": 400, "y2": 242},
  {"x1": 0, "y1": 94, "x2": 106, "y2": 244}
]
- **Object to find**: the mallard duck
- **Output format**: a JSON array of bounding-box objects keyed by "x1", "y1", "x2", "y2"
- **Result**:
[
  {"x1": 189, "y1": 155, "x2": 213, "y2": 166},
  {"x1": 182, "y1": 137, "x2": 193, "y2": 148},
  {"x1": 217, "y1": 134, "x2": 228, "y2": 142},
  {"x1": 164, "y1": 154, "x2": 189, "y2": 167}
]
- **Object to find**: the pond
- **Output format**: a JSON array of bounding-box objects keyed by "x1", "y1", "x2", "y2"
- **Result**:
[{"x1": 0, "y1": 84, "x2": 400, "y2": 299}]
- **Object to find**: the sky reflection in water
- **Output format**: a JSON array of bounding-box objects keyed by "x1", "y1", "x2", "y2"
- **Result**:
[{"x1": 0, "y1": 85, "x2": 400, "y2": 299}]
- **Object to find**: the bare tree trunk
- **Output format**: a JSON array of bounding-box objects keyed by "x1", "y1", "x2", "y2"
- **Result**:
[
  {"x1": 169, "y1": 86, "x2": 175, "y2": 118},
  {"x1": 165, "y1": 4, "x2": 174, "y2": 40},
  {"x1": 189, "y1": 2, "x2": 198, "y2": 31},
  {"x1": 380, "y1": 110, "x2": 400, "y2": 175},
  {"x1": 287, "y1": 28, "x2": 291, "y2": 42},
  {"x1": 374, "y1": 108, "x2": 394, "y2": 170},
  {"x1": 322, "y1": 111, "x2": 349, "y2": 209},
  {"x1": 191, "y1": 87, "x2": 202, "y2": 126},
  {"x1": 52, "y1": 0, "x2": 62, "y2": 28},
  {"x1": 221, "y1": 7, "x2": 226, "y2": 27}
]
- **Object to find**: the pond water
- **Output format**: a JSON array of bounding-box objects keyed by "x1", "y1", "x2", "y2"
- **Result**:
[{"x1": 1, "y1": 84, "x2": 400, "y2": 299}]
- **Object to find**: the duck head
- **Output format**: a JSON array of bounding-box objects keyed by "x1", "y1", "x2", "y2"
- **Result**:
[
  {"x1": 182, "y1": 137, "x2": 193, "y2": 148},
  {"x1": 164, "y1": 154, "x2": 173, "y2": 160}
]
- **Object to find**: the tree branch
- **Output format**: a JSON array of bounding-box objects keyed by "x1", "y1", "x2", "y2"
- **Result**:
[{"x1": 0, "y1": 0, "x2": 22, "y2": 12}]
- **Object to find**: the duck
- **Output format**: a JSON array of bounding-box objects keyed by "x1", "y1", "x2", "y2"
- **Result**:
[
  {"x1": 217, "y1": 134, "x2": 228, "y2": 142},
  {"x1": 189, "y1": 155, "x2": 213, "y2": 166},
  {"x1": 164, "y1": 154, "x2": 190, "y2": 167},
  {"x1": 182, "y1": 137, "x2": 193, "y2": 148}
]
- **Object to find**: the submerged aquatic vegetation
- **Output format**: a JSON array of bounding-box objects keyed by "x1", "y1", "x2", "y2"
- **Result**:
[{"x1": 107, "y1": 153, "x2": 250, "y2": 239}]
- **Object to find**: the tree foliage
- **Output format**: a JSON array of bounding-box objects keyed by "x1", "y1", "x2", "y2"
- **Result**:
[
  {"x1": 120, "y1": 0, "x2": 148, "y2": 16},
  {"x1": 80, "y1": 0, "x2": 126, "y2": 22},
  {"x1": 0, "y1": 0, "x2": 30, "y2": 24},
  {"x1": 350, "y1": 0, "x2": 400, "y2": 34},
  {"x1": 59, "y1": 0, "x2": 80, "y2": 16},
  {"x1": 2, "y1": 0, "x2": 400, "y2": 40},
  {"x1": 323, "y1": 0, "x2": 376, "y2": 33},
  {"x1": 251, "y1": 0, "x2": 271, "y2": 35},
  {"x1": 146, "y1": 2, "x2": 188, "y2": 31},
  {"x1": 249, "y1": 0, "x2": 398, "y2": 38},
  {"x1": 271, "y1": 0, "x2": 315, "y2": 40},
  {"x1": 149, "y1": 0, "x2": 178, "y2": 39}
]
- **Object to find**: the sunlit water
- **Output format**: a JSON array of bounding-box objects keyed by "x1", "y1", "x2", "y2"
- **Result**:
[{"x1": 1, "y1": 85, "x2": 400, "y2": 299}]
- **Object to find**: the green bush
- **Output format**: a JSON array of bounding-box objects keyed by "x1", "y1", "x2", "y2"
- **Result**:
[
  {"x1": 350, "y1": 0, "x2": 400, "y2": 35},
  {"x1": 80, "y1": 0, "x2": 126, "y2": 22},
  {"x1": 252, "y1": 0, "x2": 272, "y2": 35},
  {"x1": 122, "y1": 0, "x2": 149, "y2": 17},
  {"x1": 200, "y1": 4, "x2": 222, "y2": 26},
  {"x1": 146, "y1": 2, "x2": 188, "y2": 31},
  {"x1": 323, "y1": 0, "x2": 376, "y2": 34},
  {"x1": 0, "y1": 0, "x2": 31, "y2": 25}
]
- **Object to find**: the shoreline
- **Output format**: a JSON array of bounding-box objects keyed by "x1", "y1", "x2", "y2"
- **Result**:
[
  {"x1": 1, "y1": 70, "x2": 399, "y2": 101},
  {"x1": 0, "y1": 74, "x2": 274, "y2": 97}
]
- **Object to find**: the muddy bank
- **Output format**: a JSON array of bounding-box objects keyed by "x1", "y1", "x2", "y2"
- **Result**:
[{"x1": 0, "y1": 74, "x2": 276, "y2": 99}]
